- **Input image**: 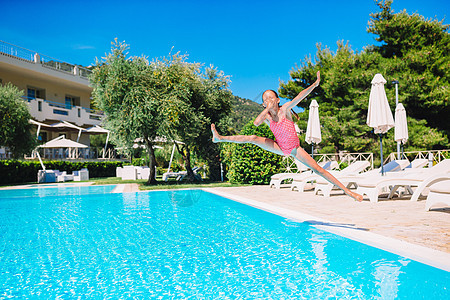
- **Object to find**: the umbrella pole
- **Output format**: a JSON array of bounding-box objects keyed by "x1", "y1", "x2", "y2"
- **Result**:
[
  {"x1": 103, "y1": 132, "x2": 110, "y2": 159},
  {"x1": 311, "y1": 143, "x2": 314, "y2": 159},
  {"x1": 401, "y1": 142, "x2": 404, "y2": 159},
  {"x1": 167, "y1": 143, "x2": 176, "y2": 173},
  {"x1": 379, "y1": 134, "x2": 384, "y2": 176},
  {"x1": 36, "y1": 149, "x2": 45, "y2": 171}
]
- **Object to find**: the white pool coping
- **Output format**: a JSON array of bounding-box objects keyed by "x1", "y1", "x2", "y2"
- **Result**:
[{"x1": 204, "y1": 188, "x2": 450, "y2": 272}]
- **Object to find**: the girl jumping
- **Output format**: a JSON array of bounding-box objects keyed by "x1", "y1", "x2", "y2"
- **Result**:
[{"x1": 211, "y1": 71, "x2": 363, "y2": 201}]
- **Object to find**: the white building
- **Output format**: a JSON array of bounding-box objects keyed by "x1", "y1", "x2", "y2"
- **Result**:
[{"x1": 0, "y1": 40, "x2": 108, "y2": 159}]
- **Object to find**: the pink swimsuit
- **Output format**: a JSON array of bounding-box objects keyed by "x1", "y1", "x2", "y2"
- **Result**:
[{"x1": 270, "y1": 117, "x2": 300, "y2": 156}]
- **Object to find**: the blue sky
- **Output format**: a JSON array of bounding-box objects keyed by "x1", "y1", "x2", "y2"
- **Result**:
[{"x1": 1, "y1": 0, "x2": 449, "y2": 104}]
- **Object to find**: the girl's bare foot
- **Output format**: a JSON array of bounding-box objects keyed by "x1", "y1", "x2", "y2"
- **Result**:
[
  {"x1": 211, "y1": 124, "x2": 221, "y2": 143},
  {"x1": 348, "y1": 191, "x2": 363, "y2": 202}
]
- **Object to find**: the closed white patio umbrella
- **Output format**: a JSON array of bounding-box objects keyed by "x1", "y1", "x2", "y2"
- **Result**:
[
  {"x1": 367, "y1": 73, "x2": 395, "y2": 175},
  {"x1": 305, "y1": 99, "x2": 321, "y2": 158},
  {"x1": 394, "y1": 103, "x2": 408, "y2": 159}
]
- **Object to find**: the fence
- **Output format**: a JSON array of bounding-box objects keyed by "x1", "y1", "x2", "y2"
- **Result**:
[
  {"x1": 0, "y1": 40, "x2": 91, "y2": 79},
  {"x1": 280, "y1": 152, "x2": 374, "y2": 173},
  {"x1": 24, "y1": 147, "x2": 127, "y2": 161},
  {"x1": 386, "y1": 149, "x2": 450, "y2": 165}
]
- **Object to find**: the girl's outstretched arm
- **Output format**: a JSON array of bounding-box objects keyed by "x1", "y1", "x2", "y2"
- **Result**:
[{"x1": 284, "y1": 71, "x2": 320, "y2": 110}]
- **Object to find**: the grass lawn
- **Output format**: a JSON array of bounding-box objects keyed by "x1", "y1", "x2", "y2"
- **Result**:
[
  {"x1": 90, "y1": 177, "x2": 250, "y2": 190},
  {"x1": 0, "y1": 177, "x2": 249, "y2": 190}
]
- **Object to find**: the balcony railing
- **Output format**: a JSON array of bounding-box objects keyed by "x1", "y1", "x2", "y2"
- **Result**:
[
  {"x1": 23, "y1": 96, "x2": 103, "y2": 126},
  {"x1": 0, "y1": 40, "x2": 92, "y2": 79}
]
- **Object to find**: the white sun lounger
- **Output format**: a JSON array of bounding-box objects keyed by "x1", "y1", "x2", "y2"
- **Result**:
[
  {"x1": 162, "y1": 166, "x2": 203, "y2": 181},
  {"x1": 291, "y1": 160, "x2": 370, "y2": 193},
  {"x1": 269, "y1": 161, "x2": 338, "y2": 189},
  {"x1": 314, "y1": 159, "x2": 411, "y2": 197},
  {"x1": 355, "y1": 159, "x2": 450, "y2": 203},
  {"x1": 425, "y1": 178, "x2": 450, "y2": 211},
  {"x1": 269, "y1": 160, "x2": 310, "y2": 189}
]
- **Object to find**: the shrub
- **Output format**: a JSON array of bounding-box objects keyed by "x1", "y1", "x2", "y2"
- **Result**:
[
  {"x1": 220, "y1": 120, "x2": 284, "y2": 184},
  {"x1": 0, "y1": 160, "x2": 124, "y2": 185},
  {"x1": 129, "y1": 157, "x2": 148, "y2": 167}
]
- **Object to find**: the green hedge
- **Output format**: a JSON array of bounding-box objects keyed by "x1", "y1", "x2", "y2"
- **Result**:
[
  {"x1": 220, "y1": 120, "x2": 284, "y2": 184},
  {"x1": 0, "y1": 160, "x2": 124, "y2": 185}
]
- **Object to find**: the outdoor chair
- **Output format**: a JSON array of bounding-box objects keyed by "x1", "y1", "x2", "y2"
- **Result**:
[
  {"x1": 291, "y1": 160, "x2": 371, "y2": 193},
  {"x1": 162, "y1": 166, "x2": 203, "y2": 182},
  {"x1": 37, "y1": 170, "x2": 57, "y2": 183},
  {"x1": 136, "y1": 166, "x2": 150, "y2": 180},
  {"x1": 269, "y1": 161, "x2": 338, "y2": 189},
  {"x1": 116, "y1": 167, "x2": 123, "y2": 178},
  {"x1": 425, "y1": 177, "x2": 450, "y2": 211},
  {"x1": 121, "y1": 166, "x2": 137, "y2": 180},
  {"x1": 56, "y1": 171, "x2": 74, "y2": 182},
  {"x1": 355, "y1": 159, "x2": 450, "y2": 203},
  {"x1": 73, "y1": 169, "x2": 89, "y2": 181},
  {"x1": 314, "y1": 159, "x2": 411, "y2": 198}
]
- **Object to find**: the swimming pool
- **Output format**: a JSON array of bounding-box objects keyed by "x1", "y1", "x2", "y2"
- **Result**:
[{"x1": 0, "y1": 187, "x2": 448, "y2": 298}]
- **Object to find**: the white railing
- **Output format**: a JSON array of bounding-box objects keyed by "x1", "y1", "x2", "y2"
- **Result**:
[
  {"x1": 0, "y1": 40, "x2": 34, "y2": 62},
  {"x1": 281, "y1": 152, "x2": 374, "y2": 172},
  {"x1": 280, "y1": 156, "x2": 307, "y2": 173},
  {"x1": 386, "y1": 149, "x2": 450, "y2": 165},
  {"x1": 0, "y1": 40, "x2": 91, "y2": 79},
  {"x1": 26, "y1": 147, "x2": 126, "y2": 161},
  {"x1": 315, "y1": 152, "x2": 374, "y2": 170}
]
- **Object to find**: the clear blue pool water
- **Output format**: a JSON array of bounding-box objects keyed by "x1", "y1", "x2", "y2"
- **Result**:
[{"x1": 0, "y1": 187, "x2": 448, "y2": 299}]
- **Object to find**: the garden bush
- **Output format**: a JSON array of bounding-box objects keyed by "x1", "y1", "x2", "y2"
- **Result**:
[
  {"x1": 220, "y1": 120, "x2": 284, "y2": 184},
  {"x1": 0, "y1": 160, "x2": 124, "y2": 185}
]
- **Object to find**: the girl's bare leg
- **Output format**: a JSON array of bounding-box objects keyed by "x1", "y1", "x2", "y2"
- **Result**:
[
  {"x1": 211, "y1": 124, "x2": 284, "y2": 155},
  {"x1": 290, "y1": 147, "x2": 363, "y2": 201}
]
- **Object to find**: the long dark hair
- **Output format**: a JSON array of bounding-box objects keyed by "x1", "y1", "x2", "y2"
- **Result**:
[{"x1": 263, "y1": 90, "x2": 299, "y2": 121}]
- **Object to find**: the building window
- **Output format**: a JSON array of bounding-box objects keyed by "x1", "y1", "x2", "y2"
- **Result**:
[
  {"x1": 27, "y1": 86, "x2": 45, "y2": 100},
  {"x1": 38, "y1": 101, "x2": 42, "y2": 111},
  {"x1": 65, "y1": 96, "x2": 73, "y2": 109},
  {"x1": 65, "y1": 95, "x2": 80, "y2": 109},
  {"x1": 38, "y1": 132, "x2": 47, "y2": 142},
  {"x1": 54, "y1": 109, "x2": 68, "y2": 116}
]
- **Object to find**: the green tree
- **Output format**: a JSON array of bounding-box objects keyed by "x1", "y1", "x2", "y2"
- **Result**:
[
  {"x1": 192, "y1": 66, "x2": 233, "y2": 181},
  {"x1": 90, "y1": 40, "x2": 164, "y2": 184},
  {"x1": 279, "y1": 1, "x2": 449, "y2": 159},
  {"x1": 367, "y1": 0, "x2": 450, "y2": 134},
  {"x1": 153, "y1": 54, "x2": 233, "y2": 181},
  {"x1": 0, "y1": 83, "x2": 36, "y2": 158}
]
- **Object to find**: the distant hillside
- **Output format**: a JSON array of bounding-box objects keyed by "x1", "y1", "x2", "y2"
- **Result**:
[{"x1": 229, "y1": 96, "x2": 262, "y2": 132}]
